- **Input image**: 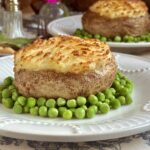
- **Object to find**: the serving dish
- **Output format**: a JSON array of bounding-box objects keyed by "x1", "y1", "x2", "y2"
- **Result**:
[
  {"x1": 0, "y1": 53, "x2": 150, "y2": 142},
  {"x1": 47, "y1": 15, "x2": 150, "y2": 54}
]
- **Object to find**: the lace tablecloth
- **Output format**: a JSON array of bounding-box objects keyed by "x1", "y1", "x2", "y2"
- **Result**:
[{"x1": 0, "y1": 131, "x2": 150, "y2": 150}]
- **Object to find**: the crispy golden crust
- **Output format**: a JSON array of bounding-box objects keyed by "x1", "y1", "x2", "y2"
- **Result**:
[
  {"x1": 90, "y1": 0, "x2": 148, "y2": 19},
  {"x1": 14, "y1": 56, "x2": 117, "y2": 99},
  {"x1": 82, "y1": 11, "x2": 150, "y2": 37},
  {"x1": 14, "y1": 36, "x2": 112, "y2": 74}
]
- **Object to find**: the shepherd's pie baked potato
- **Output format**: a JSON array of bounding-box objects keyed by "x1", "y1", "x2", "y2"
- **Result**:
[
  {"x1": 82, "y1": 0, "x2": 150, "y2": 37},
  {"x1": 14, "y1": 36, "x2": 117, "y2": 99}
]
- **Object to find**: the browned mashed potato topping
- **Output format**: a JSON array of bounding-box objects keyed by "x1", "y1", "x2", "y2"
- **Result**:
[
  {"x1": 14, "y1": 36, "x2": 112, "y2": 74},
  {"x1": 90, "y1": 0, "x2": 148, "y2": 19}
]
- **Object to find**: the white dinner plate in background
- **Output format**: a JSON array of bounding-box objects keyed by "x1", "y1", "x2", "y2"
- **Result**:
[{"x1": 47, "y1": 15, "x2": 150, "y2": 54}]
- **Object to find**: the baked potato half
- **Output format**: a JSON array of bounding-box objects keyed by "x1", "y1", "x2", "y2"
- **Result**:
[
  {"x1": 14, "y1": 36, "x2": 117, "y2": 99},
  {"x1": 82, "y1": 0, "x2": 150, "y2": 37}
]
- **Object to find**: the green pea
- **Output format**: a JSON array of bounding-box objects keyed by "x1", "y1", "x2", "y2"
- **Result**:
[
  {"x1": 106, "y1": 93, "x2": 115, "y2": 100},
  {"x1": 114, "y1": 36, "x2": 122, "y2": 42},
  {"x1": 70, "y1": 108, "x2": 75, "y2": 114},
  {"x1": 63, "y1": 110, "x2": 72, "y2": 120},
  {"x1": 13, "y1": 104, "x2": 23, "y2": 114},
  {"x1": 2, "y1": 98, "x2": 14, "y2": 108},
  {"x1": 80, "y1": 29, "x2": 86, "y2": 35},
  {"x1": 134, "y1": 37, "x2": 139, "y2": 42},
  {"x1": 100, "y1": 103, "x2": 110, "y2": 114},
  {"x1": 87, "y1": 34, "x2": 92, "y2": 38},
  {"x1": 96, "y1": 92, "x2": 105, "y2": 101},
  {"x1": 3, "y1": 77, "x2": 13, "y2": 86},
  {"x1": 104, "y1": 89, "x2": 112, "y2": 95},
  {"x1": 77, "y1": 96, "x2": 86, "y2": 106},
  {"x1": 113, "y1": 80, "x2": 120, "y2": 89},
  {"x1": 12, "y1": 91, "x2": 19, "y2": 101},
  {"x1": 147, "y1": 37, "x2": 150, "y2": 42},
  {"x1": 2, "y1": 89, "x2": 11, "y2": 98},
  {"x1": 141, "y1": 35, "x2": 147, "y2": 41},
  {"x1": 46, "y1": 99, "x2": 56, "y2": 108},
  {"x1": 17, "y1": 96, "x2": 27, "y2": 106},
  {"x1": 37, "y1": 97, "x2": 46, "y2": 106},
  {"x1": 118, "y1": 96, "x2": 126, "y2": 105},
  {"x1": 110, "y1": 99, "x2": 121, "y2": 109},
  {"x1": 0, "y1": 84, "x2": 6, "y2": 91},
  {"x1": 123, "y1": 35, "x2": 129, "y2": 42},
  {"x1": 94, "y1": 34, "x2": 101, "y2": 39},
  {"x1": 117, "y1": 72, "x2": 124, "y2": 78},
  {"x1": 78, "y1": 35, "x2": 84, "y2": 38},
  {"x1": 89, "y1": 105, "x2": 98, "y2": 113},
  {"x1": 113, "y1": 81, "x2": 123, "y2": 91},
  {"x1": 109, "y1": 88, "x2": 116, "y2": 95},
  {"x1": 119, "y1": 87, "x2": 129, "y2": 96},
  {"x1": 58, "y1": 107, "x2": 67, "y2": 117},
  {"x1": 48, "y1": 108, "x2": 58, "y2": 118},
  {"x1": 109, "y1": 95, "x2": 115, "y2": 101},
  {"x1": 96, "y1": 101, "x2": 102, "y2": 108},
  {"x1": 23, "y1": 106, "x2": 30, "y2": 113},
  {"x1": 14, "y1": 101, "x2": 20, "y2": 106},
  {"x1": 100, "y1": 37, "x2": 107, "y2": 42},
  {"x1": 105, "y1": 99, "x2": 110, "y2": 104},
  {"x1": 0, "y1": 91, "x2": 2, "y2": 103},
  {"x1": 75, "y1": 108, "x2": 85, "y2": 119},
  {"x1": 115, "y1": 75, "x2": 120, "y2": 81},
  {"x1": 30, "y1": 107, "x2": 39, "y2": 116},
  {"x1": 126, "y1": 79, "x2": 133, "y2": 85},
  {"x1": 67, "y1": 99, "x2": 77, "y2": 108},
  {"x1": 120, "y1": 80, "x2": 126, "y2": 86},
  {"x1": 8, "y1": 85, "x2": 15, "y2": 90},
  {"x1": 125, "y1": 95, "x2": 133, "y2": 105},
  {"x1": 126, "y1": 84, "x2": 133, "y2": 93},
  {"x1": 75, "y1": 29, "x2": 82, "y2": 35},
  {"x1": 84, "y1": 31, "x2": 89, "y2": 36},
  {"x1": 86, "y1": 107, "x2": 96, "y2": 118},
  {"x1": 83, "y1": 36, "x2": 89, "y2": 39},
  {"x1": 81, "y1": 105, "x2": 88, "y2": 111},
  {"x1": 39, "y1": 106, "x2": 47, "y2": 117},
  {"x1": 127, "y1": 36, "x2": 134, "y2": 42},
  {"x1": 88, "y1": 95, "x2": 98, "y2": 105},
  {"x1": 27, "y1": 97, "x2": 36, "y2": 108},
  {"x1": 57, "y1": 98, "x2": 66, "y2": 106}
]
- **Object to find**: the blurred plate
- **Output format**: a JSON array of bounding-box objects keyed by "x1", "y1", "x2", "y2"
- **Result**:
[
  {"x1": 47, "y1": 15, "x2": 150, "y2": 54},
  {"x1": 0, "y1": 53, "x2": 150, "y2": 142}
]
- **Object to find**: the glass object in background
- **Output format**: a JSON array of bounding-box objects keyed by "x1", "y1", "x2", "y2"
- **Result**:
[
  {"x1": 0, "y1": 0, "x2": 4, "y2": 30},
  {"x1": 37, "y1": 0, "x2": 69, "y2": 37},
  {"x1": 39, "y1": 0, "x2": 69, "y2": 22},
  {"x1": 2, "y1": 0, "x2": 35, "y2": 39}
]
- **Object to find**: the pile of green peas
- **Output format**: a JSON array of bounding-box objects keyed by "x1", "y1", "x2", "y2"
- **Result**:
[
  {"x1": 0, "y1": 72, "x2": 133, "y2": 120},
  {"x1": 73, "y1": 28, "x2": 150, "y2": 42}
]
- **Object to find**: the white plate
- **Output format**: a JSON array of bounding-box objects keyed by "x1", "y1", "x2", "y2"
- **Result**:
[
  {"x1": 47, "y1": 15, "x2": 150, "y2": 53},
  {"x1": 0, "y1": 53, "x2": 150, "y2": 142}
]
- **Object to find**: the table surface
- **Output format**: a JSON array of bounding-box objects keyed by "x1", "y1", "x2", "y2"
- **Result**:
[{"x1": 1, "y1": 14, "x2": 150, "y2": 148}]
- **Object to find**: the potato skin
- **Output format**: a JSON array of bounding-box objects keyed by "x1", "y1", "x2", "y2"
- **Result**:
[
  {"x1": 14, "y1": 57, "x2": 117, "y2": 99},
  {"x1": 82, "y1": 11, "x2": 150, "y2": 37}
]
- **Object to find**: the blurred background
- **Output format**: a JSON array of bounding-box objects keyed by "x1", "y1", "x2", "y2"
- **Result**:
[{"x1": 0, "y1": 0, "x2": 150, "y2": 55}]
